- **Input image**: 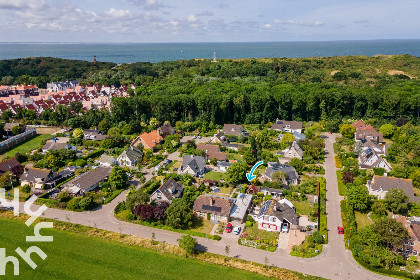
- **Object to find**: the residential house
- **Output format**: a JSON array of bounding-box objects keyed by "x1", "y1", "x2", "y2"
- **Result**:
[
  {"x1": 395, "y1": 216, "x2": 420, "y2": 260},
  {"x1": 246, "y1": 184, "x2": 260, "y2": 194},
  {"x1": 271, "y1": 120, "x2": 303, "y2": 134},
  {"x1": 256, "y1": 199, "x2": 297, "y2": 232},
  {"x1": 193, "y1": 195, "x2": 233, "y2": 223},
  {"x1": 83, "y1": 129, "x2": 108, "y2": 141},
  {"x1": 20, "y1": 167, "x2": 61, "y2": 189},
  {"x1": 223, "y1": 124, "x2": 249, "y2": 137},
  {"x1": 353, "y1": 120, "x2": 383, "y2": 143},
  {"x1": 149, "y1": 178, "x2": 183, "y2": 203},
  {"x1": 279, "y1": 141, "x2": 303, "y2": 160},
  {"x1": 260, "y1": 187, "x2": 285, "y2": 199},
  {"x1": 264, "y1": 162, "x2": 299, "y2": 185},
  {"x1": 3, "y1": 123, "x2": 22, "y2": 135},
  {"x1": 0, "y1": 157, "x2": 22, "y2": 176},
  {"x1": 131, "y1": 130, "x2": 163, "y2": 150},
  {"x1": 217, "y1": 161, "x2": 232, "y2": 172},
  {"x1": 41, "y1": 137, "x2": 76, "y2": 153},
  {"x1": 158, "y1": 123, "x2": 175, "y2": 138},
  {"x1": 229, "y1": 193, "x2": 253, "y2": 223},
  {"x1": 367, "y1": 175, "x2": 418, "y2": 202},
  {"x1": 358, "y1": 147, "x2": 392, "y2": 171},
  {"x1": 210, "y1": 131, "x2": 243, "y2": 151},
  {"x1": 356, "y1": 138, "x2": 387, "y2": 155},
  {"x1": 179, "y1": 155, "x2": 206, "y2": 177},
  {"x1": 117, "y1": 146, "x2": 143, "y2": 167},
  {"x1": 98, "y1": 154, "x2": 117, "y2": 167},
  {"x1": 62, "y1": 167, "x2": 111, "y2": 196},
  {"x1": 197, "y1": 144, "x2": 227, "y2": 161}
]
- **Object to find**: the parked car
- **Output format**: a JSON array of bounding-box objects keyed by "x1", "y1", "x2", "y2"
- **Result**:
[
  {"x1": 281, "y1": 223, "x2": 289, "y2": 233},
  {"x1": 337, "y1": 226, "x2": 344, "y2": 234},
  {"x1": 192, "y1": 136, "x2": 197, "y2": 139},
  {"x1": 233, "y1": 226, "x2": 241, "y2": 235},
  {"x1": 225, "y1": 223, "x2": 233, "y2": 233},
  {"x1": 197, "y1": 136, "x2": 202, "y2": 139}
]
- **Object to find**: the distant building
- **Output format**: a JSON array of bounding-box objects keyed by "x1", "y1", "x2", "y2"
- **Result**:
[
  {"x1": 83, "y1": 129, "x2": 109, "y2": 141},
  {"x1": 98, "y1": 154, "x2": 117, "y2": 167},
  {"x1": 271, "y1": 120, "x2": 303, "y2": 134},
  {"x1": 131, "y1": 130, "x2": 163, "y2": 150},
  {"x1": 223, "y1": 124, "x2": 249, "y2": 137},
  {"x1": 158, "y1": 123, "x2": 175, "y2": 138},
  {"x1": 358, "y1": 147, "x2": 391, "y2": 171}
]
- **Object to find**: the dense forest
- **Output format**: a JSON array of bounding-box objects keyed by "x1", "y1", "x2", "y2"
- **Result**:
[{"x1": 1, "y1": 55, "x2": 420, "y2": 128}]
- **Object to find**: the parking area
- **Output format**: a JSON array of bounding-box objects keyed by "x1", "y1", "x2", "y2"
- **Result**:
[{"x1": 215, "y1": 221, "x2": 244, "y2": 243}]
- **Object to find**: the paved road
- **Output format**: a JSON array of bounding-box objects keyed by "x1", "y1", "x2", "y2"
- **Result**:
[{"x1": 21, "y1": 133, "x2": 395, "y2": 279}]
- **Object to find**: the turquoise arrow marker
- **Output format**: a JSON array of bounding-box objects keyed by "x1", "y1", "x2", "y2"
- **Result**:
[{"x1": 246, "y1": 161, "x2": 263, "y2": 182}]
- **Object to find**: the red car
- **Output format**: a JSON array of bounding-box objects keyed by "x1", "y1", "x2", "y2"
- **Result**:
[
  {"x1": 329, "y1": 131, "x2": 332, "y2": 134},
  {"x1": 225, "y1": 223, "x2": 233, "y2": 233},
  {"x1": 337, "y1": 226, "x2": 344, "y2": 234}
]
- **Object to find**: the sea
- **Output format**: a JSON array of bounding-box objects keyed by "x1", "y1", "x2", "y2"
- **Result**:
[{"x1": 0, "y1": 40, "x2": 419, "y2": 64}]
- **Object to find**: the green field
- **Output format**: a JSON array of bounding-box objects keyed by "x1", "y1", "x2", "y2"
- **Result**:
[
  {"x1": 0, "y1": 218, "x2": 271, "y2": 280},
  {"x1": 0, "y1": 134, "x2": 51, "y2": 160}
]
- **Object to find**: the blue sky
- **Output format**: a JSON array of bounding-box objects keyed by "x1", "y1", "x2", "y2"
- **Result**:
[{"x1": 0, "y1": 0, "x2": 419, "y2": 42}]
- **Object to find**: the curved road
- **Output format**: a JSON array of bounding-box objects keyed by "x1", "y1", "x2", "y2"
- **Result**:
[{"x1": 24, "y1": 133, "x2": 395, "y2": 279}]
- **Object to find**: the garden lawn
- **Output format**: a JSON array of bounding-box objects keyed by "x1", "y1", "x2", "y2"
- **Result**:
[
  {"x1": 0, "y1": 217, "x2": 272, "y2": 280},
  {"x1": 227, "y1": 153, "x2": 243, "y2": 162},
  {"x1": 292, "y1": 201, "x2": 313, "y2": 216},
  {"x1": 354, "y1": 211, "x2": 373, "y2": 229},
  {"x1": 0, "y1": 134, "x2": 52, "y2": 160},
  {"x1": 244, "y1": 223, "x2": 279, "y2": 241},
  {"x1": 203, "y1": 171, "x2": 225, "y2": 181},
  {"x1": 190, "y1": 217, "x2": 214, "y2": 235}
]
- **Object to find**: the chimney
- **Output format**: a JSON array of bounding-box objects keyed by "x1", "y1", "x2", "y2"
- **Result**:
[{"x1": 93, "y1": 56, "x2": 96, "y2": 64}]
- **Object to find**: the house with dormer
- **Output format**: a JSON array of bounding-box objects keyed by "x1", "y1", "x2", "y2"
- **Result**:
[
  {"x1": 271, "y1": 119, "x2": 303, "y2": 134},
  {"x1": 20, "y1": 167, "x2": 61, "y2": 189},
  {"x1": 256, "y1": 198, "x2": 297, "y2": 232},
  {"x1": 223, "y1": 124, "x2": 249, "y2": 137},
  {"x1": 149, "y1": 178, "x2": 183, "y2": 203},
  {"x1": 179, "y1": 155, "x2": 206, "y2": 177},
  {"x1": 359, "y1": 147, "x2": 391, "y2": 172},
  {"x1": 279, "y1": 141, "x2": 303, "y2": 160},
  {"x1": 117, "y1": 146, "x2": 143, "y2": 167},
  {"x1": 264, "y1": 162, "x2": 299, "y2": 185}
]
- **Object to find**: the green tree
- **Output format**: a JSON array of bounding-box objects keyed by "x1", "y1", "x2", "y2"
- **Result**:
[
  {"x1": 165, "y1": 200, "x2": 194, "y2": 229},
  {"x1": 149, "y1": 117, "x2": 159, "y2": 128},
  {"x1": 371, "y1": 201, "x2": 387, "y2": 216},
  {"x1": 281, "y1": 133, "x2": 294, "y2": 145},
  {"x1": 57, "y1": 191, "x2": 71, "y2": 202},
  {"x1": 109, "y1": 166, "x2": 129, "y2": 190},
  {"x1": 210, "y1": 157, "x2": 218, "y2": 166},
  {"x1": 371, "y1": 218, "x2": 409, "y2": 248},
  {"x1": 243, "y1": 150, "x2": 256, "y2": 165},
  {"x1": 289, "y1": 158, "x2": 305, "y2": 174},
  {"x1": 339, "y1": 124, "x2": 356, "y2": 139},
  {"x1": 177, "y1": 235, "x2": 197, "y2": 256},
  {"x1": 272, "y1": 171, "x2": 286, "y2": 183},
  {"x1": 385, "y1": 188, "x2": 409, "y2": 214},
  {"x1": 347, "y1": 184, "x2": 371, "y2": 212},
  {"x1": 21, "y1": 185, "x2": 31, "y2": 194},
  {"x1": 73, "y1": 128, "x2": 84, "y2": 139},
  {"x1": 126, "y1": 191, "x2": 149, "y2": 210},
  {"x1": 79, "y1": 196, "x2": 93, "y2": 210},
  {"x1": 379, "y1": 124, "x2": 395, "y2": 139},
  {"x1": 226, "y1": 162, "x2": 248, "y2": 184},
  {"x1": 410, "y1": 170, "x2": 420, "y2": 188},
  {"x1": 66, "y1": 197, "x2": 82, "y2": 211},
  {"x1": 11, "y1": 125, "x2": 21, "y2": 136},
  {"x1": 98, "y1": 119, "x2": 110, "y2": 132}
]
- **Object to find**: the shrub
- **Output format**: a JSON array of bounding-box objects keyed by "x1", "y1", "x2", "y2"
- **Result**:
[
  {"x1": 66, "y1": 197, "x2": 82, "y2": 211},
  {"x1": 79, "y1": 197, "x2": 93, "y2": 210},
  {"x1": 21, "y1": 185, "x2": 31, "y2": 194},
  {"x1": 116, "y1": 209, "x2": 135, "y2": 221}
]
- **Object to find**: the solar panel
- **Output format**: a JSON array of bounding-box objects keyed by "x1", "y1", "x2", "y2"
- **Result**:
[
  {"x1": 365, "y1": 147, "x2": 373, "y2": 157},
  {"x1": 202, "y1": 205, "x2": 222, "y2": 212},
  {"x1": 260, "y1": 200, "x2": 272, "y2": 214}
]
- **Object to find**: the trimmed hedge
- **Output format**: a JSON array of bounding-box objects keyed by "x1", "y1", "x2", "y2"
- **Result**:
[{"x1": 104, "y1": 189, "x2": 124, "y2": 204}]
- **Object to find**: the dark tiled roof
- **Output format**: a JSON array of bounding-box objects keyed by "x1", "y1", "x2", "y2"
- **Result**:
[
  {"x1": 20, "y1": 167, "x2": 58, "y2": 184},
  {"x1": 153, "y1": 178, "x2": 183, "y2": 201},
  {"x1": 193, "y1": 195, "x2": 233, "y2": 216},
  {"x1": 370, "y1": 175, "x2": 416, "y2": 202},
  {"x1": 260, "y1": 199, "x2": 297, "y2": 225},
  {"x1": 182, "y1": 155, "x2": 206, "y2": 174},
  {"x1": 158, "y1": 123, "x2": 175, "y2": 135},
  {"x1": 65, "y1": 167, "x2": 111, "y2": 191},
  {"x1": 197, "y1": 144, "x2": 227, "y2": 161},
  {"x1": 271, "y1": 120, "x2": 303, "y2": 131},
  {"x1": 0, "y1": 158, "x2": 21, "y2": 175},
  {"x1": 120, "y1": 146, "x2": 143, "y2": 162},
  {"x1": 265, "y1": 163, "x2": 299, "y2": 182},
  {"x1": 223, "y1": 124, "x2": 245, "y2": 136}
]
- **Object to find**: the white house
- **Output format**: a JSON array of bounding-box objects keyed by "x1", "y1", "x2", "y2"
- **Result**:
[
  {"x1": 179, "y1": 155, "x2": 206, "y2": 177},
  {"x1": 117, "y1": 146, "x2": 143, "y2": 167},
  {"x1": 256, "y1": 198, "x2": 297, "y2": 232}
]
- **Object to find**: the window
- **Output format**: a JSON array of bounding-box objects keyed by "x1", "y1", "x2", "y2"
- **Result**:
[
  {"x1": 199, "y1": 212, "x2": 206, "y2": 217},
  {"x1": 271, "y1": 217, "x2": 276, "y2": 222},
  {"x1": 411, "y1": 242, "x2": 415, "y2": 246},
  {"x1": 414, "y1": 250, "x2": 418, "y2": 256}
]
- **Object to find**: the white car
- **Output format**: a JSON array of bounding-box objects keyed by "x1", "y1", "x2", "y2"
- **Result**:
[
  {"x1": 233, "y1": 226, "x2": 241, "y2": 235},
  {"x1": 281, "y1": 224, "x2": 289, "y2": 233}
]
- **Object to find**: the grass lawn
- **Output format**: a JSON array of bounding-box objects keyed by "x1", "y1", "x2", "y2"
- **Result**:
[
  {"x1": 292, "y1": 201, "x2": 313, "y2": 216},
  {"x1": 169, "y1": 161, "x2": 182, "y2": 172},
  {"x1": 355, "y1": 211, "x2": 373, "y2": 229},
  {"x1": 203, "y1": 171, "x2": 225, "y2": 181},
  {"x1": 227, "y1": 153, "x2": 243, "y2": 162},
  {"x1": 0, "y1": 134, "x2": 51, "y2": 160},
  {"x1": 0, "y1": 217, "x2": 272, "y2": 280},
  {"x1": 244, "y1": 223, "x2": 279, "y2": 241},
  {"x1": 190, "y1": 217, "x2": 214, "y2": 235}
]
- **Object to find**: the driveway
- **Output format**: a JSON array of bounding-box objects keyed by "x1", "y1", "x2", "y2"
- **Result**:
[{"x1": 16, "y1": 132, "x2": 394, "y2": 280}]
